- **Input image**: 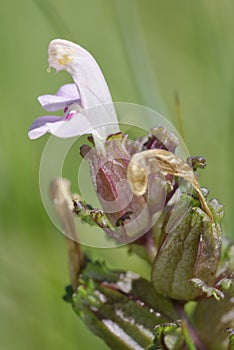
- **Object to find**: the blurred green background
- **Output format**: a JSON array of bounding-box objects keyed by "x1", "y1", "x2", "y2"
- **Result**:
[{"x1": 0, "y1": 0, "x2": 233, "y2": 349}]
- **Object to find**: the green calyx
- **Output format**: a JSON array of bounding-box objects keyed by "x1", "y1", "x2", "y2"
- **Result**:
[{"x1": 151, "y1": 194, "x2": 223, "y2": 301}]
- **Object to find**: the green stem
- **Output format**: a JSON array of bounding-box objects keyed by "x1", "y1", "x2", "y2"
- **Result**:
[{"x1": 178, "y1": 305, "x2": 206, "y2": 350}]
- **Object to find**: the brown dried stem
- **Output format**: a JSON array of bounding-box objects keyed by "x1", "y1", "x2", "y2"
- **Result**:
[{"x1": 50, "y1": 178, "x2": 83, "y2": 290}]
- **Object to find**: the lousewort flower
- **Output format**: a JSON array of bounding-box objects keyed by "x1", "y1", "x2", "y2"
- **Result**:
[
  {"x1": 28, "y1": 39, "x2": 120, "y2": 150},
  {"x1": 29, "y1": 39, "x2": 219, "y2": 254},
  {"x1": 28, "y1": 39, "x2": 180, "y2": 247}
]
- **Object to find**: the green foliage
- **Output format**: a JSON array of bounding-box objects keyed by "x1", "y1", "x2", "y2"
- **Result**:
[
  {"x1": 67, "y1": 260, "x2": 177, "y2": 350},
  {"x1": 190, "y1": 278, "x2": 224, "y2": 300},
  {"x1": 64, "y1": 247, "x2": 234, "y2": 349},
  {"x1": 192, "y1": 292, "x2": 234, "y2": 350},
  {"x1": 147, "y1": 322, "x2": 182, "y2": 350},
  {"x1": 225, "y1": 328, "x2": 234, "y2": 350}
]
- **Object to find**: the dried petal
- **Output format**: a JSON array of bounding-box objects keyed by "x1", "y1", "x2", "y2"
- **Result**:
[{"x1": 127, "y1": 149, "x2": 213, "y2": 221}]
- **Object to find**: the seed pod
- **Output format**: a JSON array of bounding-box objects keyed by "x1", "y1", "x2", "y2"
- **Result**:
[{"x1": 151, "y1": 195, "x2": 223, "y2": 301}]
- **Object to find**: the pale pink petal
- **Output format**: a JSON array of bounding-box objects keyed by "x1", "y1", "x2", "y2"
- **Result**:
[
  {"x1": 28, "y1": 115, "x2": 62, "y2": 139},
  {"x1": 51, "y1": 113, "x2": 93, "y2": 138},
  {"x1": 48, "y1": 39, "x2": 120, "y2": 145},
  {"x1": 28, "y1": 113, "x2": 94, "y2": 140},
  {"x1": 38, "y1": 83, "x2": 80, "y2": 112}
]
